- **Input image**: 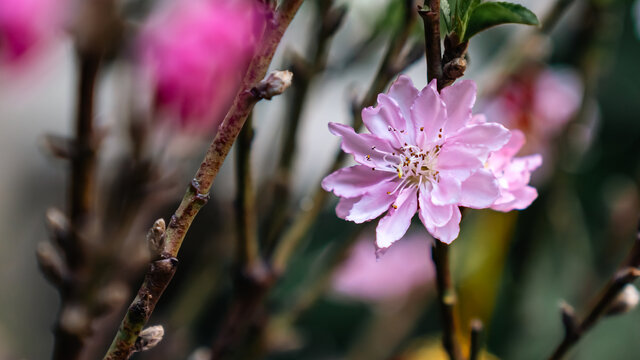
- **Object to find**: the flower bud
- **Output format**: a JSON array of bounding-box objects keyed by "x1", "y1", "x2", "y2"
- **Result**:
[
  {"x1": 253, "y1": 70, "x2": 293, "y2": 100},
  {"x1": 606, "y1": 284, "x2": 640, "y2": 316},
  {"x1": 36, "y1": 241, "x2": 68, "y2": 286},
  {"x1": 147, "y1": 218, "x2": 166, "y2": 259},
  {"x1": 135, "y1": 325, "x2": 164, "y2": 352}
]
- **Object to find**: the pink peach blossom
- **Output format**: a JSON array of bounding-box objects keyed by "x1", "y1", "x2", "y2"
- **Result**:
[
  {"x1": 0, "y1": 0, "x2": 65, "y2": 65},
  {"x1": 332, "y1": 233, "x2": 434, "y2": 302},
  {"x1": 322, "y1": 76, "x2": 511, "y2": 248},
  {"x1": 482, "y1": 67, "x2": 582, "y2": 154},
  {"x1": 137, "y1": 0, "x2": 264, "y2": 131},
  {"x1": 487, "y1": 129, "x2": 542, "y2": 212}
]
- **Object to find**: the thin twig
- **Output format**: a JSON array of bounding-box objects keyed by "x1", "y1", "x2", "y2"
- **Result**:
[
  {"x1": 102, "y1": 2, "x2": 302, "y2": 358},
  {"x1": 263, "y1": 0, "x2": 343, "y2": 255},
  {"x1": 271, "y1": 0, "x2": 419, "y2": 274},
  {"x1": 432, "y1": 241, "x2": 463, "y2": 360},
  {"x1": 235, "y1": 114, "x2": 261, "y2": 271},
  {"x1": 548, "y1": 225, "x2": 640, "y2": 360},
  {"x1": 469, "y1": 319, "x2": 483, "y2": 360}
]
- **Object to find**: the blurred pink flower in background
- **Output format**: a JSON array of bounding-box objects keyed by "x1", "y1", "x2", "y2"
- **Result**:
[
  {"x1": 481, "y1": 66, "x2": 583, "y2": 156},
  {"x1": 323, "y1": 76, "x2": 513, "y2": 248},
  {"x1": 0, "y1": 0, "x2": 66, "y2": 66},
  {"x1": 332, "y1": 233, "x2": 434, "y2": 302},
  {"x1": 137, "y1": 0, "x2": 264, "y2": 132},
  {"x1": 488, "y1": 129, "x2": 542, "y2": 212}
]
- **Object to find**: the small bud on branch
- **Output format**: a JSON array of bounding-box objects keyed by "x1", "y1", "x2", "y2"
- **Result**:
[{"x1": 251, "y1": 70, "x2": 293, "y2": 100}]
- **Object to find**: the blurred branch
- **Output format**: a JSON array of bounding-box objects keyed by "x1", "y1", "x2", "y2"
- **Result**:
[
  {"x1": 547, "y1": 225, "x2": 640, "y2": 360},
  {"x1": 469, "y1": 319, "x2": 483, "y2": 360},
  {"x1": 263, "y1": 0, "x2": 345, "y2": 256},
  {"x1": 48, "y1": 37, "x2": 102, "y2": 360},
  {"x1": 540, "y1": 0, "x2": 575, "y2": 35},
  {"x1": 432, "y1": 240, "x2": 463, "y2": 360},
  {"x1": 101, "y1": 0, "x2": 301, "y2": 355},
  {"x1": 235, "y1": 114, "x2": 261, "y2": 272},
  {"x1": 271, "y1": 0, "x2": 420, "y2": 274}
]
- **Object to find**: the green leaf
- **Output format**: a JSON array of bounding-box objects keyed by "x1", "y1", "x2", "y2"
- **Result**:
[
  {"x1": 441, "y1": 0, "x2": 451, "y2": 32},
  {"x1": 463, "y1": 2, "x2": 539, "y2": 41}
]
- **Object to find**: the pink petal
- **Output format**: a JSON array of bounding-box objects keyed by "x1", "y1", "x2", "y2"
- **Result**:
[
  {"x1": 388, "y1": 75, "x2": 419, "y2": 138},
  {"x1": 436, "y1": 146, "x2": 484, "y2": 181},
  {"x1": 491, "y1": 185, "x2": 538, "y2": 212},
  {"x1": 337, "y1": 181, "x2": 399, "y2": 224},
  {"x1": 362, "y1": 95, "x2": 406, "y2": 147},
  {"x1": 411, "y1": 80, "x2": 447, "y2": 147},
  {"x1": 431, "y1": 175, "x2": 461, "y2": 205},
  {"x1": 376, "y1": 186, "x2": 418, "y2": 249},
  {"x1": 447, "y1": 122, "x2": 511, "y2": 160},
  {"x1": 425, "y1": 205, "x2": 462, "y2": 244},
  {"x1": 419, "y1": 184, "x2": 454, "y2": 226},
  {"x1": 322, "y1": 165, "x2": 396, "y2": 198},
  {"x1": 328, "y1": 122, "x2": 396, "y2": 170},
  {"x1": 459, "y1": 168, "x2": 500, "y2": 209},
  {"x1": 441, "y1": 80, "x2": 477, "y2": 133}
]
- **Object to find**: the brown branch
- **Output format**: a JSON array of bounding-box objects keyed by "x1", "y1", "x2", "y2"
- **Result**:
[
  {"x1": 419, "y1": 0, "x2": 443, "y2": 88},
  {"x1": 469, "y1": 319, "x2": 483, "y2": 360},
  {"x1": 418, "y1": 2, "x2": 464, "y2": 359},
  {"x1": 49, "y1": 50, "x2": 101, "y2": 360},
  {"x1": 548, "y1": 225, "x2": 640, "y2": 360},
  {"x1": 235, "y1": 114, "x2": 261, "y2": 272},
  {"x1": 432, "y1": 240, "x2": 463, "y2": 360},
  {"x1": 102, "y1": 2, "x2": 301, "y2": 358}
]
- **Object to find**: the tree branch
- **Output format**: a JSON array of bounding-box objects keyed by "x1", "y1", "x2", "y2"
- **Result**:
[
  {"x1": 548, "y1": 224, "x2": 640, "y2": 360},
  {"x1": 419, "y1": 0, "x2": 443, "y2": 88},
  {"x1": 101, "y1": 2, "x2": 301, "y2": 358},
  {"x1": 432, "y1": 240, "x2": 463, "y2": 360}
]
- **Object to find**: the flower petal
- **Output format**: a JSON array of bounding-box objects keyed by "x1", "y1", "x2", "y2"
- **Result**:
[
  {"x1": 431, "y1": 175, "x2": 461, "y2": 205},
  {"x1": 388, "y1": 75, "x2": 419, "y2": 141},
  {"x1": 411, "y1": 79, "x2": 447, "y2": 147},
  {"x1": 492, "y1": 185, "x2": 538, "y2": 212},
  {"x1": 322, "y1": 165, "x2": 396, "y2": 198},
  {"x1": 459, "y1": 168, "x2": 500, "y2": 208},
  {"x1": 441, "y1": 80, "x2": 477, "y2": 133},
  {"x1": 436, "y1": 146, "x2": 484, "y2": 181},
  {"x1": 328, "y1": 122, "x2": 396, "y2": 170},
  {"x1": 422, "y1": 205, "x2": 461, "y2": 244},
  {"x1": 447, "y1": 122, "x2": 511, "y2": 162},
  {"x1": 362, "y1": 95, "x2": 406, "y2": 146},
  {"x1": 337, "y1": 181, "x2": 399, "y2": 224},
  {"x1": 419, "y1": 184, "x2": 454, "y2": 226},
  {"x1": 376, "y1": 186, "x2": 418, "y2": 249}
]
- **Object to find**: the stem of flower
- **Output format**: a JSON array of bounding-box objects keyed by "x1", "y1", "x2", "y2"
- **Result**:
[
  {"x1": 418, "y1": 1, "x2": 464, "y2": 358},
  {"x1": 419, "y1": 0, "x2": 443, "y2": 89},
  {"x1": 432, "y1": 240, "x2": 463, "y2": 360}
]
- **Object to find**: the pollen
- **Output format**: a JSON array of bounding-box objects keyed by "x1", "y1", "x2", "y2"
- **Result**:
[{"x1": 392, "y1": 204, "x2": 398, "y2": 209}]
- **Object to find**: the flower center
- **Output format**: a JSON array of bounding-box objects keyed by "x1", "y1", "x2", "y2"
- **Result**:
[{"x1": 395, "y1": 144, "x2": 441, "y2": 185}]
